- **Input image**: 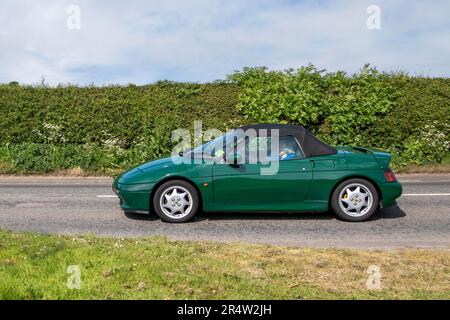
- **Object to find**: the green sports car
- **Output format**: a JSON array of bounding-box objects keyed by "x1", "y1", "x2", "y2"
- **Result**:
[{"x1": 113, "y1": 124, "x2": 402, "y2": 222}]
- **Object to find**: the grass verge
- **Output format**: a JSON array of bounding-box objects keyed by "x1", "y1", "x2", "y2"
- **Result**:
[
  {"x1": 395, "y1": 164, "x2": 450, "y2": 174},
  {"x1": 0, "y1": 230, "x2": 448, "y2": 300},
  {"x1": 395, "y1": 155, "x2": 450, "y2": 173}
]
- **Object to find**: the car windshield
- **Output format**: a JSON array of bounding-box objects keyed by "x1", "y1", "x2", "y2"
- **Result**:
[{"x1": 183, "y1": 131, "x2": 241, "y2": 159}]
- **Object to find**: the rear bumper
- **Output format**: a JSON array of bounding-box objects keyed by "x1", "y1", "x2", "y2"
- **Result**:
[{"x1": 379, "y1": 181, "x2": 403, "y2": 207}]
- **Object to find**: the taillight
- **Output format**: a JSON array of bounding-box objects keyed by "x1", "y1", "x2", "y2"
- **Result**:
[{"x1": 384, "y1": 170, "x2": 396, "y2": 182}]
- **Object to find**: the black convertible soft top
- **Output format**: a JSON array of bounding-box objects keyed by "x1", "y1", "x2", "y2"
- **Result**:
[{"x1": 238, "y1": 124, "x2": 337, "y2": 157}]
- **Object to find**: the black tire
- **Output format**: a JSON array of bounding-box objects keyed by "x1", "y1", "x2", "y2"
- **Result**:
[
  {"x1": 153, "y1": 180, "x2": 199, "y2": 223},
  {"x1": 331, "y1": 178, "x2": 379, "y2": 222}
]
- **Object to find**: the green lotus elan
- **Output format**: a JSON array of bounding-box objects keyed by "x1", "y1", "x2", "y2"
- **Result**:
[{"x1": 113, "y1": 124, "x2": 402, "y2": 223}]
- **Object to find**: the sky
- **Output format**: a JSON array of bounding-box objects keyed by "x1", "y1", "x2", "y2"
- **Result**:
[{"x1": 0, "y1": 0, "x2": 449, "y2": 85}]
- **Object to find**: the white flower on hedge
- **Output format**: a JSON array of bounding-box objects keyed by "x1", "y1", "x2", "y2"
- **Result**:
[
  {"x1": 403, "y1": 123, "x2": 448, "y2": 164},
  {"x1": 35, "y1": 122, "x2": 67, "y2": 144},
  {"x1": 101, "y1": 130, "x2": 124, "y2": 149}
]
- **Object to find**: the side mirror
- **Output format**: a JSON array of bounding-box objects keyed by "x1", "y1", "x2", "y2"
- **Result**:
[{"x1": 227, "y1": 152, "x2": 242, "y2": 165}]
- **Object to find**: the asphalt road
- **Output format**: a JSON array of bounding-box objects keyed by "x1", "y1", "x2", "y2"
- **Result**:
[{"x1": 0, "y1": 174, "x2": 449, "y2": 249}]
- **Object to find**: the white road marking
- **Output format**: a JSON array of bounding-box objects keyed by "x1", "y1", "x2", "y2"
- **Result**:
[
  {"x1": 97, "y1": 195, "x2": 118, "y2": 198},
  {"x1": 401, "y1": 180, "x2": 450, "y2": 183},
  {"x1": 403, "y1": 193, "x2": 450, "y2": 196}
]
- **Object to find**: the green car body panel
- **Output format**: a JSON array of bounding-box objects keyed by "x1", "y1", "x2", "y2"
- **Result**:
[{"x1": 113, "y1": 146, "x2": 402, "y2": 214}]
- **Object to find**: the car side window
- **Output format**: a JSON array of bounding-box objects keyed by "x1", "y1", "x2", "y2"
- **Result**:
[
  {"x1": 278, "y1": 136, "x2": 305, "y2": 160},
  {"x1": 246, "y1": 136, "x2": 271, "y2": 163},
  {"x1": 244, "y1": 135, "x2": 305, "y2": 163}
]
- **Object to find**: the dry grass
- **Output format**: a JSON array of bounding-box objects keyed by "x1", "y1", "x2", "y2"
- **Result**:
[
  {"x1": 0, "y1": 166, "x2": 121, "y2": 177},
  {"x1": 217, "y1": 244, "x2": 450, "y2": 298},
  {"x1": 0, "y1": 162, "x2": 13, "y2": 174},
  {"x1": 396, "y1": 154, "x2": 450, "y2": 173},
  {"x1": 396, "y1": 164, "x2": 450, "y2": 174}
]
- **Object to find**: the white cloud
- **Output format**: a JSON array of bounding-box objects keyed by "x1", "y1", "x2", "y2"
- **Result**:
[{"x1": 0, "y1": 0, "x2": 449, "y2": 85}]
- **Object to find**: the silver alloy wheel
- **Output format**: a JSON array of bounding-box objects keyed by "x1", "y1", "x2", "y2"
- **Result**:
[
  {"x1": 338, "y1": 183, "x2": 373, "y2": 217},
  {"x1": 159, "y1": 186, "x2": 193, "y2": 219}
]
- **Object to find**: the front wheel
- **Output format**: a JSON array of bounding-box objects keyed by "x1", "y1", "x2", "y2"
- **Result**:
[
  {"x1": 331, "y1": 178, "x2": 379, "y2": 222},
  {"x1": 153, "y1": 180, "x2": 199, "y2": 223}
]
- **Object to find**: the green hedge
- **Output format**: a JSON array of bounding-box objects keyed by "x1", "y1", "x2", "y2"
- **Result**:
[
  {"x1": 229, "y1": 65, "x2": 449, "y2": 166},
  {"x1": 0, "y1": 66, "x2": 449, "y2": 173},
  {"x1": 0, "y1": 82, "x2": 243, "y2": 147},
  {"x1": 0, "y1": 143, "x2": 158, "y2": 173},
  {"x1": 365, "y1": 77, "x2": 450, "y2": 165},
  {"x1": 0, "y1": 82, "x2": 246, "y2": 173}
]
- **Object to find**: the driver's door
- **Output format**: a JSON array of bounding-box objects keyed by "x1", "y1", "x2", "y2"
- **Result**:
[{"x1": 211, "y1": 135, "x2": 312, "y2": 211}]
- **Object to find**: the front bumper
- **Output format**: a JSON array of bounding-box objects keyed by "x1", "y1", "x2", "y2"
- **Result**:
[
  {"x1": 113, "y1": 182, "x2": 155, "y2": 212},
  {"x1": 379, "y1": 181, "x2": 403, "y2": 207}
]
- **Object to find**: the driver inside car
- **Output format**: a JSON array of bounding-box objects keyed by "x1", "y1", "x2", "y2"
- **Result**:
[{"x1": 279, "y1": 138, "x2": 299, "y2": 160}]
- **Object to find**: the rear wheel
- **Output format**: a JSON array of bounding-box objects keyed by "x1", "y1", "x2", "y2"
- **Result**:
[
  {"x1": 331, "y1": 178, "x2": 379, "y2": 222},
  {"x1": 153, "y1": 180, "x2": 199, "y2": 223}
]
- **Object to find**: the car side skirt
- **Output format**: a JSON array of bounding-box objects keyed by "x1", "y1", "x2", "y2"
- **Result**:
[{"x1": 203, "y1": 201, "x2": 329, "y2": 213}]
